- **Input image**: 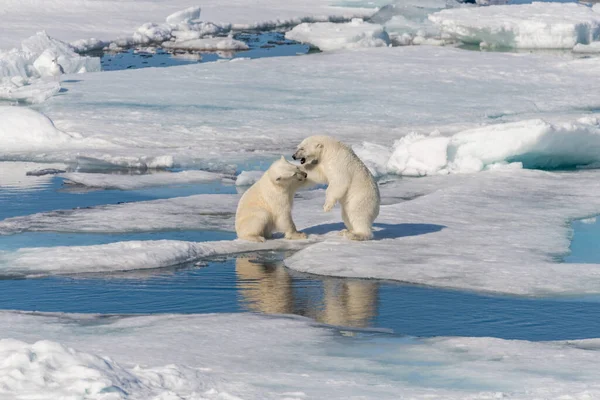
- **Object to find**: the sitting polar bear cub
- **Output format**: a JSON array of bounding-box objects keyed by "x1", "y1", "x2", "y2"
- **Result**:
[
  {"x1": 293, "y1": 135, "x2": 380, "y2": 241},
  {"x1": 236, "y1": 156, "x2": 308, "y2": 242}
]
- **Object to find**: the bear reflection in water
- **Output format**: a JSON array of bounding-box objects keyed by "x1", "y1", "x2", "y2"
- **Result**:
[{"x1": 236, "y1": 256, "x2": 378, "y2": 328}]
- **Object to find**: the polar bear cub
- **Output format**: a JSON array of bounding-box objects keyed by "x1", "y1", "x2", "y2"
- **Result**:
[
  {"x1": 235, "y1": 156, "x2": 308, "y2": 242},
  {"x1": 293, "y1": 135, "x2": 380, "y2": 241}
]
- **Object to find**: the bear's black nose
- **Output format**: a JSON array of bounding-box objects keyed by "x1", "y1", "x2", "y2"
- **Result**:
[{"x1": 292, "y1": 154, "x2": 297, "y2": 160}]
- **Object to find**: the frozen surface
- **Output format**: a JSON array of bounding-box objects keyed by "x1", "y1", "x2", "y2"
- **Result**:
[
  {"x1": 60, "y1": 170, "x2": 230, "y2": 190},
  {"x1": 0, "y1": 162, "x2": 67, "y2": 191},
  {"x1": 355, "y1": 117, "x2": 600, "y2": 177},
  {"x1": 7, "y1": 46, "x2": 600, "y2": 168},
  {"x1": 235, "y1": 170, "x2": 265, "y2": 186},
  {"x1": 0, "y1": 194, "x2": 240, "y2": 235},
  {"x1": 0, "y1": 0, "x2": 374, "y2": 50},
  {"x1": 430, "y1": 2, "x2": 600, "y2": 48},
  {"x1": 287, "y1": 169, "x2": 600, "y2": 296},
  {"x1": 573, "y1": 41, "x2": 600, "y2": 53},
  {"x1": 0, "y1": 238, "x2": 313, "y2": 277},
  {"x1": 162, "y1": 36, "x2": 249, "y2": 51},
  {"x1": 286, "y1": 19, "x2": 390, "y2": 51},
  {"x1": 2, "y1": 311, "x2": 600, "y2": 399}
]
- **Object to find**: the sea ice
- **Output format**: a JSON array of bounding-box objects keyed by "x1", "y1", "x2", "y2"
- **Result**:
[
  {"x1": 0, "y1": 162, "x2": 68, "y2": 191},
  {"x1": 1, "y1": 311, "x2": 600, "y2": 399},
  {"x1": 286, "y1": 169, "x2": 600, "y2": 296},
  {"x1": 430, "y1": 2, "x2": 600, "y2": 48},
  {"x1": 60, "y1": 170, "x2": 230, "y2": 190},
  {"x1": 235, "y1": 170, "x2": 265, "y2": 186},
  {"x1": 285, "y1": 19, "x2": 390, "y2": 51},
  {"x1": 354, "y1": 117, "x2": 600, "y2": 177},
  {"x1": 10, "y1": 46, "x2": 600, "y2": 168},
  {"x1": 0, "y1": 0, "x2": 374, "y2": 50},
  {"x1": 162, "y1": 37, "x2": 249, "y2": 51},
  {"x1": 573, "y1": 41, "x2": 600, "y2": 53},
  {"x1": 0, "y1": 194, "x2": 240, "y2": 235}
]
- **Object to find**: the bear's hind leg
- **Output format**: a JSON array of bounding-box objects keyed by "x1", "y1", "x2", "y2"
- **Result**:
[{"x1": 237, "y1": 209, "x2": 271, "y2": 242}]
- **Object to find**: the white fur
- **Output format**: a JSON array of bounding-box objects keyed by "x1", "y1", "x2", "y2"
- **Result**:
[
  {"x1": 294, "y1": 135, "x2": 380, "y2": 241},
  {"x1": 235, "y1": 157, "x2": 308, "y2": 242}
]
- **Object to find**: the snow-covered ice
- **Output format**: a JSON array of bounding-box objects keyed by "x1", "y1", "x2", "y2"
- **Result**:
[
  {"x1": 60, "y1": 170, "x2": 230, "y2": 190},
  {"x1": 0, "y1": 0, "x2": 375, "y2": 50},
  {"x1": 162, "y1": 37, "x2": 249, "y2": 51},
  {"x1": 286, "y1": 169, "x2": 600, "y2": 296},
  {"x1": 430, "y1": 2, "x2": 600, "y2": 48},
  {"x1": 0, "y1": 238, "x2": 315, "y2": 277},
  {"x1": 6, "y1": 46, "x2": 600, "y2": 169},
  {"x1": 0, "y1": 194, "x2": 240, "y2": 235},
  {"x1": 285, "y1": 19, "x2": 390, "y2": 51},
  {"x1": 355, "y1": 117, "x2": 600, "y2": 177},
  {"x1": 573, "y1": 41, "x2": 600, "y2": 53},
  {"x1": 2, "y1": 311, "x2": 600, "y2": 399},
  {"x1": 235, "y1": 170, "x2": 265, "y2": 186}
]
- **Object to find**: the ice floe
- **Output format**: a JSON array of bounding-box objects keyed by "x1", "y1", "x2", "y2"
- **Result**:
[
  {"x1": 573, "y1": 41, "x2": 600, "y2": 53},
  {"x1": 0, "y1": 162, "x2": 67, "y2": 191},
  {"x1": 430, "y1": 2, "x2": 600, "y2": 48},
  {"x1": 0, "y1": 238, "x2": 314, "y2": 277},
  {"x1": 235, "y1": 170, "x2": 264, "y2": 186},
  {"x1": 60, "y1": 170, "x2": 230, "y2": 190},
  {"x1": 2, "y1": 311, "x2": 600, "y2": 399},
  {"x1": 355, "y1": 117, "x2": 600, "y2": 177},
  {"x1": 13, "y1": 46, "x2": 600, "y2": 167},
  {"x1": 0, "y1": 194, "x2": 240, "y2": 235},
  {"x1": 0, "y1": 0, "x2": 374, "y2": 50},
  {"x1": 285, "y1": 19, "x2": 390, "y2": 51},
  {"x1": 286, "y1": 169, "x2": 600, "y2": 296},
  {"x1": 162, "y1": 36, "x2": 249, "y2": 51}
]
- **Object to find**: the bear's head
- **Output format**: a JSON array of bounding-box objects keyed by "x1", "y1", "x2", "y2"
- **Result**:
[
  {"x1": 292, "y1": 136, "x2": 329, "y2": 168},
  {"x1": 268, "y1": 156, "x2": 308, "y2": 186}
]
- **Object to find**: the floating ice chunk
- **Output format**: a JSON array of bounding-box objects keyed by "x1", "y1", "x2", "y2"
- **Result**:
[
  {"x1": 0, "y1": 238, "x2": 313, "y2": 276},
  {"x1": 235, "y1": 170, "x2": 264, "y2": 186},
  {"x1": 581, "y1": 217, "x2": 597, "y2": 224},
  {"x1": 286, "y1": 169, "x2": 600, "y2": 296},
  {"x1": 166, "y1": 6, "x2": 202, "y2": 25},
  {"x1": 285, "y1": 19, "x2": 390, "y2": 51},
  {"x1": 0, "y1": 194, "x2": 239, "y2": 235},
  {"x1": 60, "y1": 170, "x2": 229, "y2": 190},
  {"x1": 430, "y1": 2, "x2": 600, "y2": 48},
  {"x1": 352, "y1": 142, "x2": 392, "y2": 177},
  {"x1": 359, "y1": 118, "x2": 600, "y2": 177},
  {"x1": 132, "y1": 23, "x2": 173, "y2": 45},
  {"x1": 0, "y1": 107, "x2": 77, "y2": 152},
  {"x1": 573, "y1": 41, "x2": 600, "y2": 53},
  {"x1": 23, "y1": 32, "x2": 100, "y2": 77},
  {"x1": 69, "y1": 38, "x2": 107, "y2": 53},
  {"x1": 162, "y1": 37, "x2": 249, "y2": 51}
]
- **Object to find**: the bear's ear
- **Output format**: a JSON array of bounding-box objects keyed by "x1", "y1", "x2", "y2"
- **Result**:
[
  {"x1": 275, "y1": 176, "x2": 281, "y2": 181},
  {"x1": 280, "y1": 155, "x2": 286, "y2": 161},
  {"x1": 316, "y1": 143, "x2": 324, "y2": 149}
]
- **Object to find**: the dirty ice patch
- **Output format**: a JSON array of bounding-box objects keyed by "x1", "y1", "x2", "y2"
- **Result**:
[
  {"x1": 354, "y1": 117, "x2": 600, "y2": 177},
  {"x1": 430, "y1": 2, "x2": 600, "y2": 49},
  {"x1": 287, "y1": 169, "x2": 600, "y2": 296},
  {"x1": 60, "y1": 170, "x2": 231, "y2": 190},
  {"x1": 0, "y1": 194, "x2": 239, "y2": 235},
  {"x1": 0, "y1": 238, "x2": 314, "y2": 276},
  {"x1": 4, "y1": 312, "x2": 600, "y2": 399},
  {"x1": 285, "y1": 19, "x2": 390, "y2": 50}
]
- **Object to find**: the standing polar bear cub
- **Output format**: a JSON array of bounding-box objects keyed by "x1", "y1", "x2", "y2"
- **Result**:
[
  {"x1": 293, "y1": 135, "x2": 380, "y2": 241},
  {"x1": 236, "y1": 156, "x2": 308, "y2": 242}
]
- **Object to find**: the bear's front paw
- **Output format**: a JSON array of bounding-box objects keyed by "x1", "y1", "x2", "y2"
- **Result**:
[
  {"x1": 286, "y1": 231, "x2": 308, "y2": 240},
  {"x1": 323, "y1": 202, "x2": 334, "y2": 212}
]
